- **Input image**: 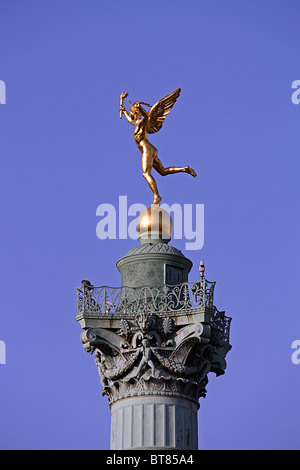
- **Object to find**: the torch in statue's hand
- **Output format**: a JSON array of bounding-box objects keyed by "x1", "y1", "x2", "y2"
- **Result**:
[{"x1": 119, "y1": 91, "x2": 128, "y2": 119}]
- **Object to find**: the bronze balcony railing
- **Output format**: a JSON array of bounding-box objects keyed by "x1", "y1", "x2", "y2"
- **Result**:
[
  {"x1": 76, "y1": 280, "x2": 216, "y2": 317},
  {"x1": 76, "y1": 280, "x2": 231, "y2": 344}
]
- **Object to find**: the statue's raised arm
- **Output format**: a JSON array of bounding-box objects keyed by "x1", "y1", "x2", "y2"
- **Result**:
[{"x1": 119, "y1": 88, "x2": 196, "y2": 206}]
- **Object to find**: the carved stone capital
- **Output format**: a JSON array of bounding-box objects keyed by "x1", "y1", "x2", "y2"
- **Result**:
[{"x1": 80, "y1": 309, "x2": 230, "y2": 406}]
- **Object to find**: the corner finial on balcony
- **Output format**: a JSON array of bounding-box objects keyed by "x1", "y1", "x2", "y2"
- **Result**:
[
  {"x1": 199, "y1": 261, "x2": 205, "y2": 279},
  {"x1": 81, "y1": 280, "x2": 94, "y2": 290}
]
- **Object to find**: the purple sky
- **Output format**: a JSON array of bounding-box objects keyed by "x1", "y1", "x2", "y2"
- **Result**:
[{"x1": 1, "y1": 0, "x2": 300, "y2": 450}]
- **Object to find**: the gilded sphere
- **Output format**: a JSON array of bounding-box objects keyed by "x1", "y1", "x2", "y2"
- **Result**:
[{"x1": 137, "y1": 206, "x2": 173, "y2": 241}]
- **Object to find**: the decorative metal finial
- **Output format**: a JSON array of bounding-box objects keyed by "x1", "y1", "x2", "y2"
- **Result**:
[
  {"x1": 199, "y1": 261, "x2": 205, "y2": 279},
  {"x1": 81, "y1": 280, "x2": 93, "y2": 291}
]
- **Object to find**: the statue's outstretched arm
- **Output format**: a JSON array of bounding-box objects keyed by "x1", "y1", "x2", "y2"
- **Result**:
[
  {"x1": 119, "y1": 105, "x2": 135, "y2": 125},
  {"x1": 119, "y1": 92, "x2": 135, "y2": 125}
]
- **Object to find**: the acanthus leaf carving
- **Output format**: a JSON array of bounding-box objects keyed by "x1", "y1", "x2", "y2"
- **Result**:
[{"x1": 80, "y1": 305, "x2": 230, "y2": 406}]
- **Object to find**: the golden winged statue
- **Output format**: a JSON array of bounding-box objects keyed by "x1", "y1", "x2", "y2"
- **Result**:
[{"x1": 119, "y1": 88, "x2": 197, "y2": 205}]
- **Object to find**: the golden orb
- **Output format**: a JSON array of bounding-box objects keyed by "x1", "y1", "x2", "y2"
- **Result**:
[{"x1": 137, "y1": 206, "x2": 173, "y2": 243}]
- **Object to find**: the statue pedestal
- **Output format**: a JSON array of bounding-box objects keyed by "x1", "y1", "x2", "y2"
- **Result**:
[{"x1": 76, "y1": 210, "x2": 231, "y2": 450}]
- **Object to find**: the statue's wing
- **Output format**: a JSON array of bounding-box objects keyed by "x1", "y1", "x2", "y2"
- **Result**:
[{"x1": 147, "y1": 88, "x2": 181, "y2": 134}]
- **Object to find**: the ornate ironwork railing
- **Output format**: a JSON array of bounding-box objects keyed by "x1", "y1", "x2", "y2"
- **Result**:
[
  {"x1": 76, "y1": 280, "x2": 216, "y2": 318},
  {"x1": 211, "y1": 309, "x2": 232, "y2": 345}
]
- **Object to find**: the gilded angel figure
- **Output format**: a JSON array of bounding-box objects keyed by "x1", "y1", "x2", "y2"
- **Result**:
[{"x1": 119, "y1": 88, "x2": 196, "y2": 205}]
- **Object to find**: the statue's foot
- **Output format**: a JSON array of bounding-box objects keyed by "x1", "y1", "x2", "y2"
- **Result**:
[
  {"x1": 152, "y1": 195, "x2": 162, "y2": 205},
  {"x1": 186, "y1": 166, "x2": 197, "y2": 177}
]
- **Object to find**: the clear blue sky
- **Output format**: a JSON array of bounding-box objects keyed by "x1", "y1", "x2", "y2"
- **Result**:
[{"x1": 0, "y1": 0, "x2": 300, "y2": 450}]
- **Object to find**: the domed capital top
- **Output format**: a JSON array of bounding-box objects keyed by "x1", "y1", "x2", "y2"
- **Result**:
[{"x1": 136, "y1": 205, "x2": 172, "y2": 244}]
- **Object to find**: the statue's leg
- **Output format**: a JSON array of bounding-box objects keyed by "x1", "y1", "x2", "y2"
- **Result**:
[
  {"x1": 149, "y1": 360, "x2": 156, "y2": 376},
  {"x1": 142, "y1": 147, "x2": 162, "y2": 205},
  {"x1": 135, "y1": 358, "x2": 146, "y2": 377},
  {"x1": 153, "y1": 157, "x2": 197, "y2": 178}
]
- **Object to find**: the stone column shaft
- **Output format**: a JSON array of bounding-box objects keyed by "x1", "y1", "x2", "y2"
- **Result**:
[{"x1": 110, "y1": 396, "x2": 198, "y2": 450}]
